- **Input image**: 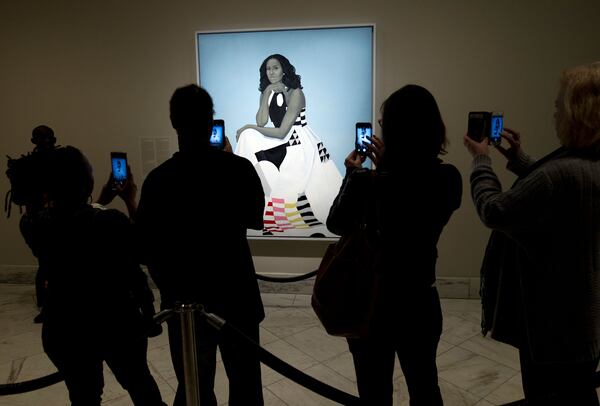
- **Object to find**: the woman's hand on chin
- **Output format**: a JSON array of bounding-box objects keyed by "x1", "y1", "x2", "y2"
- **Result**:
[{"x1": 265, "y1": 83, "x2": 286, "y2": 94}]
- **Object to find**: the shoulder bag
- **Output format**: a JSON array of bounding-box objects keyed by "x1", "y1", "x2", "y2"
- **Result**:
[{"x1": 311, "y1": 193, "x2": 382, "y2": 338}]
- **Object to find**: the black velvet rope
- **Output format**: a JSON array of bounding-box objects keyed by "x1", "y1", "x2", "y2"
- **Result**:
[
  {"x1": 255, "y1": 270, "x2": 317, "y2": 283},
  {"x1": 202, "y1": 309, "x2": 360, "y2": 405},
  {"x1": 0, "y1": 372, "x2": 63, "y2": 396},
  {"x1": 0, "y1": 309, "x2": 176, "y2": 397},
  {"x1": 2, "y1": 304, "x2": 599, "y2": 405}
]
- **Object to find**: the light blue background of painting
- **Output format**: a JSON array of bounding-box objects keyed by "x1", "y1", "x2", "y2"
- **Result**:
[{"x1": 196, "y1": 26, "x2": 373, "y2": 173}]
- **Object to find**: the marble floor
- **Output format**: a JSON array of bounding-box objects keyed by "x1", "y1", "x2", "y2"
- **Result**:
[{"x1": 0, "y1": 283, "x2": 530, "y2": 405}]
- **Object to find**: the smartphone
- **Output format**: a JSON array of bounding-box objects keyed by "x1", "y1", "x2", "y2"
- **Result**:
[
  {"x1": 355, "y1": 122, "x2": 372, "y2": 155},
  {"x1": 489, "y1": 112, "x2": 503, "y2": 146},
  {"x1": 110, "y1": 152, "x2": 127, "y2": 187},
  {"x1": 210, "y1": 119, "x2": 225, "y2": 149},
  {"x1": 467, "y1": 112, "x2": 491, "y2": 142}
]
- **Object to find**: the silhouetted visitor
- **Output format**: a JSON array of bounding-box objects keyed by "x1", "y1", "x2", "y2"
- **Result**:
[
  {"x1": 464, "y1": 61, "x2": 600, "y2": 405},
  {"x1": 7, "y1": 125, "x2": 57, "y2": 323},
  {"x1": 8, "y1": 126, "x2": 140, "y2": 324},
  {"x1": 136, "y1": 84, "x2": 266, "y2": 406},
  {"x1": 19, "y1": 145, "x2": 165, "y2": 406},
  {"x1": 327, "y1": 84, "x2": 462, "y2": 405}
]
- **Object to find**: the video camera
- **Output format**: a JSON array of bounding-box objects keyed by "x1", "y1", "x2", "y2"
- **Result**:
[{"x1": 5, "y1": 125, "x2": 59, "y2": 217}]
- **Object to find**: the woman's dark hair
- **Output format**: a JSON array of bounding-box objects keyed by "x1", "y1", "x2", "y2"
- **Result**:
[
  {"x1": 259, "y1": 54, "x2": 302, "y2": 92},
  {"x1": 45, "y1": 146, "x2": 94, "y2": 208},
  {"x1": 379, "y1": 85, "x2": 447, "y2": 169}
]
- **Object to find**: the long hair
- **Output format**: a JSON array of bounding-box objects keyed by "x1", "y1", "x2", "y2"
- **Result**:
[
  {"x1": 555, "y1": 61, "x2": 600, "y2": 153},
  {"x1": 45, "y1": 146, "x2": 94, "y2": 209},
  {"x1": 379, "y1": 85, "x2": 447, "y2": 170},
  {"x1": 259, "y1": 54, "x2": 302, "y2": 92}
]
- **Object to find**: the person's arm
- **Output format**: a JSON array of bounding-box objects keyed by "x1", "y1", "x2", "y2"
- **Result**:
[
  {"x1": 19, "y1": 211, "x2": 41, "y2": 257},
  {"x1": 326, "y1": 150, "x2": 369, "y2": 236},
  {"x1": 134, "y1": 173, "x2": 157, "y2": 265},
  {"x1": 223, "y1": 135, "x2": 233, "y2": 153},
  {"x1": 239, "y1": 158, "x2": 265, "y2": 230},
  {"x1": 256, "y1": 91, "x2": 269, "y2": 127},
  {"x1": 256, "y1": 83, "x2": 287, "y2": 126},
  {"x1": 469, "y1": 153, "x2": 553, "y2": 233},
  {"x1": 495, "y1": 127, "x2": 536, "y2": 176},
  {"x1": 238, "y1": 88, "x2": 305, "y2": 140},
  {"x1": 96, "y1": 166, "x2": 138, "y2": 219},
  {"x1": 118, "y1": 171, "x2": 138, "y2": 219},
  {"x1": 103, "y1": 209, "x2": 161, "y2": 336},
  {"x1": 464, "y1": 132, "x2": 553, "y2": 232}
]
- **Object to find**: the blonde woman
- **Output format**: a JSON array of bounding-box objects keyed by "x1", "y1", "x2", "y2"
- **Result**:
[{"x1": 464, "y1": 61, "x2": 600, "y2": 405}]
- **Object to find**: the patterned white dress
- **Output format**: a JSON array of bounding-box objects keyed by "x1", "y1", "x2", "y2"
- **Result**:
[{"x1": 235, "y1": 91, "x2": 342, "y2": 237}]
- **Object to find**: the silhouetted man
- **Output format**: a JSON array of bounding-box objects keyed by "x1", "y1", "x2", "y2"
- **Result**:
[{"x1": 136, "y1": 85, "x2": 265, "y2": 405}]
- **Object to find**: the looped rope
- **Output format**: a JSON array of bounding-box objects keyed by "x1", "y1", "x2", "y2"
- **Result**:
[
  {"x1": 199, "y1": 307, "x2": 360, "y2": 405},
  {"x1": 0, "y1": 371, "x2": 63, "y2": 396},
  {"x1": 2, "y1": 297, "x2": 599, "y2": 404},
  {"x1": 255, "y1": 270, "x2": 317, "y2": 283}
]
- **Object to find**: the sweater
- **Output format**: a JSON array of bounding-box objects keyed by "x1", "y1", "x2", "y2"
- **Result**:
[{"x1": 471, "y1": 148, "x2": 600, "y2": 363}]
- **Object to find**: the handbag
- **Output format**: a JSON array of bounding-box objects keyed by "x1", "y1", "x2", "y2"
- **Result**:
[{"x1": 311, "y1": 217, "x2": 382, "y2": 338}]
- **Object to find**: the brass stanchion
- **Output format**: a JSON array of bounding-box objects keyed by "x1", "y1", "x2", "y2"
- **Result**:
[{"x1": 176, "y1": 303, "x2": 201, "y2": 406}]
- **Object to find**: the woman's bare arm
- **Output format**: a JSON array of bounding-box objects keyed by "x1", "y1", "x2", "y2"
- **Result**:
[
  {"x1": 255, "y1": 83, "x2": 286, "y2": 126},
  {"x1": 249, "y1": 89, "x2": 305, "y2": 139},
  {"x1": 256, "y1": 91, "x2": 270, "y2": 127}
]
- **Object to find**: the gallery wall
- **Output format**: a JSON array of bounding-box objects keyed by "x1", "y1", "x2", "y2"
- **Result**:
[{"x1": 1, "y1": 0, "x2": 599, "y2": 278}]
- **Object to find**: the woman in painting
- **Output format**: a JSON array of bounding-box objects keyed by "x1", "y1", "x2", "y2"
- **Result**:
[{"x1": 236, "y1": 54, "x2": 342, "y2": 236}]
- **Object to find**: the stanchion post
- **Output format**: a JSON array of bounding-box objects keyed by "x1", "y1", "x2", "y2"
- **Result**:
[{"x1": 176, "y1": 303, "x2": 201, "y2": 406}]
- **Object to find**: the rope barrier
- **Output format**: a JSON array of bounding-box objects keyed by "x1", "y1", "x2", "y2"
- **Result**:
[
  {"x1": 201, "y1": 308, "x2": 360, "y2": 405},
  {"x1": 0, "y1": 310, "x2": 176, "y2": 397},
  {"x1": 255, "y1": 270, "x2": 317, "y2": 283},
  {"x1": 1, "y1": 298, "x2": 598, "y2": 405},
  {"x1": 0, "y1": 305, "x2": 359, "y2": 404},
  {"x1": 0, "y1": 372, "x2": 63, "y2": 396}
]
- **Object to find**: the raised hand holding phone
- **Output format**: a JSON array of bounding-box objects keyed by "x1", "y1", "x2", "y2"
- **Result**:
[
  {"x1": 344, "y1": 149, "x2": 365, "y2": 169},
  {"x1": 467, "y1": 111, "x2": 504, "y2": 146},
  {"x1": 494, "y1": 127, "x2": 523, "y2": 161},
  {"x1": 366, "y1": 134, "x2": 384, "y2": 166},
  {"x1": 98, "y1": 153, "x2": 137, "y2": 218}
]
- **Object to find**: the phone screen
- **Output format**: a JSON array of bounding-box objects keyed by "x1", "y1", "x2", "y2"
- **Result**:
[
  {"x1": 355, "y1": 123, "x2": 372, "y2": 155},
  {"x1": 211, "y1": 120, "x2": 225, "y2": 149},
  {"x1": 111, "y1": 153, "x2": 127, "y2": 185},
  {"x1": 489, "y1": 114, "x2": 503, "y2": 145}
]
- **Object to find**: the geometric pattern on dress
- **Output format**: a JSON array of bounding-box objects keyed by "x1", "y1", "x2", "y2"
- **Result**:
[
  {"x1": 296, "y1": 194, "x2": 322, "y2": 226},
  {"x1": 293, "y1": 109, "x2": 307, "y2": 127},
  {"x1": 288, "y1": 130, "x2": 301, "y2": 146},
  {"x1": 262, "y1": 193, "x2": 322, "y2": 235},
  {"x1": 317, "y1": 142, "x2": 330, "y2": 163}
]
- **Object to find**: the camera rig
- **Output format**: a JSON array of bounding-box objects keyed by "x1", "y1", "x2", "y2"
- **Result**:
[{"x1": 4, "y1": 126, "x2": 59, "y2": 218}]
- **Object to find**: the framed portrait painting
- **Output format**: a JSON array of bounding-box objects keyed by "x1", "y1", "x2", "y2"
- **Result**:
[{"x1": 196, "y1": 24, "x2": 375, "y2": 239}]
